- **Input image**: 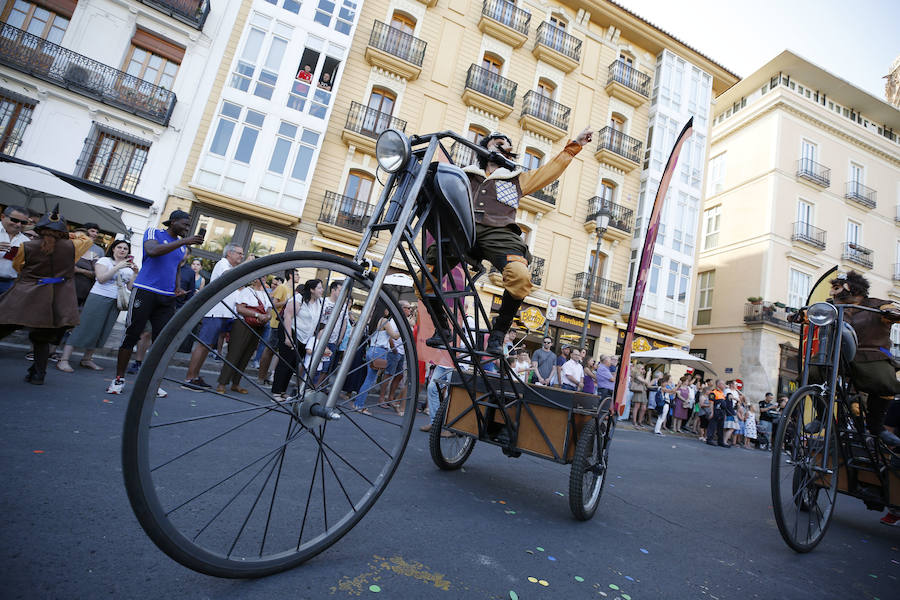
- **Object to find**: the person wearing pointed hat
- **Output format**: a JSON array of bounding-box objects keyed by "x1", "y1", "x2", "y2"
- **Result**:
[{"x1": 0, "y1": 205, "x2": 93, "y2": 384}]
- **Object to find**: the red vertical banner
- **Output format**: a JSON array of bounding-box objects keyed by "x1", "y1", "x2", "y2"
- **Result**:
[{"x1": 613, "y1": 118, "x2": 694, "y2": 413}]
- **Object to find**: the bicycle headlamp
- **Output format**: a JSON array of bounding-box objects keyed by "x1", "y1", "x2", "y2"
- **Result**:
[
  {"x1": 375, "y1": 129, "x2": 410, "y2": 173},
  {"x1": 808, "y1": 302, "x2": 837, "y2": 326}
]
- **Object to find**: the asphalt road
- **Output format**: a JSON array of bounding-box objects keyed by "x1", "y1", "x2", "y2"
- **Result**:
[{"x1": 1, "y1": 346, "x2": 898, "y2": 600}]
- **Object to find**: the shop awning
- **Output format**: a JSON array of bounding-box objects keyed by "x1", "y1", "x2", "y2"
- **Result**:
[{"x1": 0, "y1": 162, "x2": 129, "y2": 234}]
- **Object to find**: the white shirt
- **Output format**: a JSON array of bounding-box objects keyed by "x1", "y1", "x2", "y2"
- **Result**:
[
  {"x1": 287, "y1": 296, "x2": 323, "y2": 343},
  {"x1": 0, "y1": 227, "x2": 29, "y2": 279},
  {"x1": 321, "y1": 297, "x2": 348, "y2": 344},
  {"x1": 235, "y1": 286, "x2": 272, "y2": 313},
  {"x1": 205, "y1": 257, "x2": 237, "y2": 318},
  {"x1": 561, "y1": 359, "x2": 584, "y2": 387},
  {"x1": 89, "y1": 257, "x2": 134, "y2": 299}
]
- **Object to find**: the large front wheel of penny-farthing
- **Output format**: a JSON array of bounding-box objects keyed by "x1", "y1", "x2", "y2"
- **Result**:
[
  {"x1": 770, "y1": 385, "x2": 838, "y2": 553},
  {"x1": 569, "y1": 417, "x2": 609, "y2": 521},
  {"x1": 122, "y1": 252, "x2": 417, "y2": 578}
]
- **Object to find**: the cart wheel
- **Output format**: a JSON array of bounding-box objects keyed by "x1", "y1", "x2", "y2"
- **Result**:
[
  {"x1": 429, "y1": 393, "x2": 475, "y2": 470},
  {"x1": 770, "y1": 385, "x2": 838, "y2": 553},
  {"x1": 569, "y1": 417, "x2": 608, "y2": 520}
]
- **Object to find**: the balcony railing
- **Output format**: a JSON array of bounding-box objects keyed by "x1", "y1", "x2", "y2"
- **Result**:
[
  {"x1": 521, "y1": 90, "x2": 570, "y2": 131},
  {"x1": 791, "y1": 221, "x2": 826, "y2": 249},
  {"x1": 448, "y1": 141, "x2": 476, "y2": 167},
  {"x1": 481, "y1": 0, "x2": 531, "y2": 36},
  {"x1": 596, "y1": 126, "x2": 642, "y2": 164},
  {"x1": 842, "y1": 242, "x2": 873, "y2": 269},
  {"x1": 344, "y1": 101, "x2": 407, "y2": 139},
  {"x1": 796, "y1": 158, "x2": 830, "y2": 187},
  {"x1": 529, "y1": 180, "x2": 558, "y2": 205},
  {"x1": 135, "y1": 0, "x2": 210, "y2": 29},
  {"x1": 534, "y1": 22, "x2": 581, "y2": 62},
  {"x1": 744, "y1": 302, "x2": 801, "y2": 333},
  {"x1": 607, "y1": 60, "x2": 651, "y2": 98},
  {"x1": 845, "y1": 181, "x2": 877, "y2": 209},
  {"x1": 319, "y1": 191, "x2": 375, "y2": 233},
  {"x1": 464, "y1": 64, "x2": 516, "y2": 107},
  {"x1": 368, "y1": 20, "x2": 427, "y2": 67},
  {"x1": 587, "y1": 197, "x2": 634, "y2": 234},
  {"x1": 573, "y1": 272, "x2": 622, "y2": 310},
  {"x1": 0, "y1": 24, "x2": 177, "y2": 125}
]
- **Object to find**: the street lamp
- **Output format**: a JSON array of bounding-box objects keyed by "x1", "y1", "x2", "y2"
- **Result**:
[{"x1": 580, "y1": 204, "x2": 611, "y2": 349}]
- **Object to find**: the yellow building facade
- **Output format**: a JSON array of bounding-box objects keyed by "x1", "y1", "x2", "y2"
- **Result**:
[
  {"x1": 691, "y1": 50, "x2": 900, "y2": 400},
  {"x1": 300, "y1": 0, "x2": 736, "y2": 356}
]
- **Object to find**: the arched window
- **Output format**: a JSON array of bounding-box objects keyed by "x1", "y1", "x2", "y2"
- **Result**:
[
  {"x1": 523, "y1": 148, "x2": 543, "y2": 171},
  {"x1": 363, "y1": 87, "x2": 396, "y2": 135},
  {"x1": 467, "y1": 124, "x2": 488, "y2": 144},
  {"x1": 599, "y1": 179, "x2": 616, "y2": 204},
  {"x1": 343, "y1": 169, "x2": 375, "y2": 203},
  {"x1": 389, "y1": 11, "x2": 416, "y2": 34},
  {"x1": 537, "y1": 78, "x2": 556, "y2": 98},
  {"x1": 482, "y1": 53, "x2": 503, "y2": 74},
  {"x1": 610, "y1": 112, "x2": 625, "y2": 132}
]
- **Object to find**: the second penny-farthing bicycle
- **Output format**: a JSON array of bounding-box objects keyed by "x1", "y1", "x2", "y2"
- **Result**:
[{"x1": 122, "y1": 129, "x2": 613, "y2": 577}]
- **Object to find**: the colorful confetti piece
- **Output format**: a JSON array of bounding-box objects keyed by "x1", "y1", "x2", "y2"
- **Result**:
[
  {"x1": 33, "y1": 450, "x2": 44, "y2": 454},
  {"x1": 368, "y1": 584, "x2": 381, "y2": 592},
  {"x1": 509, "y1": 592, "x2": 519, "y2": 600},
  {"x1": 538, "y1": 580, "x2": 549, "y2": 587},
  {"x1": 869, "y1": 574, "x2": 878, "y2": 579},
  {"x1": 526, "y1": 550, "x2": 534, "y2": 555},
  {"x1": 527, "y1": 577, "x2": 538, "y2": 583},
  {"x1": 622, "y1": 595, "x2": 632, "y2": 600},
  {"x1": 499, "y1": 500, "x2": 506, "y2": 504},
  {"x1": 554, "y1": 491, "x2": 565, "y2": 496},
  {"x1": 153, "y1": 410, "x2": 159, "y2": 417},
  {"x1": 574, "y1": 576, "x2": 584, "y2": 582},
  {"x1": 625, "y1": 575, "x2": 634, "y2": 581},
  {"x1": 640, "y1": 548, "x2": 649, "y2": 554},
  {"x1": 609, "y1": 584, "x2": 620, "y2": 590},
  {"x1": 548, "y1": 556, "x2": 556, "y2": 561},
  {"x1": 536, "y1": 547, "x2": 545, "y2": 552},
  {"x1": 103, "y1": 399, "x2": 112, "y2": 403},
  {"x1": 505, "y1": 510, "x2": 516, "y2": 515}
]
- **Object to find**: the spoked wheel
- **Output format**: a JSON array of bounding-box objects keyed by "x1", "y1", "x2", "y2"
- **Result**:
[
  {"x1": 569, "y1": 417, "x2": 609, "y2": 520},
  {"x1": 122, "y1": 252, "x2": 417, "y2": 577},
  {"x1": 770, "y1": 385, "x2": 838, "y2": 553},
  {"x1": 429, "y1": 390, "x2": 475, "y2": 470}
]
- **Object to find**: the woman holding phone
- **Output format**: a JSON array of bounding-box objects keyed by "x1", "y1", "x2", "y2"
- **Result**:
[{"x1": 57, "y1": 239, "x2": 137, "y2": 372}]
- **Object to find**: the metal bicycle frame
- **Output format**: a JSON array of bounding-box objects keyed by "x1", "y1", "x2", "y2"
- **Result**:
[{"x1": 305, "y1": 131, "x2": 600, "y2": 450}]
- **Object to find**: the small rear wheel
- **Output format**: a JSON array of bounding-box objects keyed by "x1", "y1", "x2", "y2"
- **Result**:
[
  {"x1": 429, "y1": 391, "x2": 475, "y2": 470},
  {"x1": 569, "y1": 417, "x2": 608, "y2": 520},
  {"x1": 771, "y1": 385, "x2": 838, "y2": 553}
]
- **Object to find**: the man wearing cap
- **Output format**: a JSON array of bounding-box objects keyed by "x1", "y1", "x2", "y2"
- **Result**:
[
  {"x1": 107, "y1": 210, "x2": 203, "y2": 394},
  {"x1": 0, "y1": 205, "x2": 31, "y2": 294},
  {"x1": 426, "y1": 127, "x2": 593, "y2": 355}
]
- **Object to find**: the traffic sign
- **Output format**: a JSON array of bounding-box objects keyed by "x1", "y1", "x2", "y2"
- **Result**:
[
  {"x1": 735, "y1": 378, "x2": 744, "y2": 390},
  {"x1": 546, "y1": 297, "x2": 558, "y2": 321}
]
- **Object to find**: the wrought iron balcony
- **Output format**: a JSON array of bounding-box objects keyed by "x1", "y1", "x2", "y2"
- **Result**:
[
  {"x1": 0, "y1": 24, "x2": 177, "y2": 126},
  {"x1": 573, "y1": 272, "x2": 622, "y2": 310},
  {"x1": 521, "y1": 90, "x2": 570, "y2": 132},
  {"x1": 607, "y1": 60, "x2": 651, "y2": 98},
  {"x1": 596, "y1": 126, "x2": 642, "y2": 164},
  {"x1": 796, "y1": 158, "x2": 830, "y2": 187},
  {"x1": 135, "y1": 0, "x2": 210, "y2": 29},
  {"x1": 529, "y1": 256, "x2": 545, "y2": 286},
  {"x1": 534, "y1": 22, "x2": 581, "y2": 62},
  {"x1": 481, "y1": 0, "x2": 531, "y2": 36},
  {"x1": 529, "y1": 180, "x2": 558, "y2": 205},
  {"x1": 743, "y1": 302, "x2": 801, "y2": 333},
  {"x1": 464, "y1": 64, "x2": 517, "y2": 107},
  {"x1": 845, "y1": 181, "x2": 877, "y2": 209},
  {"x1": 318, "y1": 191, "x2": 375, "y2": 233},
  {"x1": 587, "y1": 196, "x2": 634, "y2": 234},
  {"x1": 448, "y1": 141, "x2": 476, "y2": 167},
  {"x1": 842, "y1": 242, "x2": 873, "y2": 269},
  {"x1": 791, "y1": 221, "x2": 826, "y2": 249},
  {"x1": 368, "y1": 20, "x2": 427, "y2": 67},
  {"x1": 344, "y1": 101, "x2": 407, "y2": 139}
]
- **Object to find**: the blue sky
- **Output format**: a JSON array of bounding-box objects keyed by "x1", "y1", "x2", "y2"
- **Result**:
[{"x1": 620, "y1": 0, "x2": 899, "y2": 101}]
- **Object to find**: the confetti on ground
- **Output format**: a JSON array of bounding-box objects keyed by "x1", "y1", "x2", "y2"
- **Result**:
[
  {"x1": 640, "y1": 548, "x2": 649, "y2": 554},
  {"x1": 869, "y1": 574, "x2": 877, "y2": 578},
  {"x1": 538, "y1": 580, "x2": 549, "y2": 587},
  {"x1": 598, "y1": 593, "x2": 607, "y2": 597},
  {"x1": 509, "y1": 591, "x2": 519, "y2": 600},
  {"x1": 536, "y1": 547, "x2": 545, "y2": 552},
  {"x1": 103, "y1": 399, "x2": 112, "y2": 403},
  {"x1": 622, "y1": 594, "x2": 632, "y2": 600},
  {"x1": 554, "y1": 491, "x2": 565, "y2": 496},
  {"x1": 525, "y1": 550, "x2": 534, "y2": 555},
  {"x1": 548, "y1": 556, "x2": 556, "y2": 561},
  {"x1": 891, "y1": 559, "x2": 899, "y2": 565},
  {"x1": 33, "y1": 450, "x2": 44, "y2": 454},
  {"x1": 368, "y1": 584, "x2": 381, "y2": 592},
  {"x1": 625, "y1": 575, "x2": 635, "y2": 581},
  {"x1": 609, "y1": 584, "x2": 620, "y2": 590},
  {"x1": 527, "y1": 577, "x2": 538, "y2": 583},
  {"x1": 574, "y1": 576, "x2": 584, "y2": 582},
  {"x1": 505, "y1": 510, "x2": 516, "y2": 515},
  {"x1": 499, "y1": 500, "x2": 506, "y2": 504},
  {"x1": 153, "y1": 411, "x2": 159, "y2": 417}
]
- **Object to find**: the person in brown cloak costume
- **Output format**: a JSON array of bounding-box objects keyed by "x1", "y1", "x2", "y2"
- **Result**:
[{"x1": 0, "y1": 205, "x2": 92, "y2": 384}]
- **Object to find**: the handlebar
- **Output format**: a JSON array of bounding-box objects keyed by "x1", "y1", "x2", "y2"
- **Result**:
[
  {"x1": 792, "y1": 302, "x2": 900, "y2": 323},
  {"x1": 409, "y1": 130, "x2": 519, "y2": 171}
]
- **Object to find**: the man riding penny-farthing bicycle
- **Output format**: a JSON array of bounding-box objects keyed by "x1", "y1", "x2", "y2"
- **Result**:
[{"x1": 773, "y1": 270, "x2": 900, "y2": 552}]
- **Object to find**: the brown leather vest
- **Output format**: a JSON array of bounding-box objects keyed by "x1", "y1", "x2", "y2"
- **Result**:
[
  {"x1": 467, "y1": 172, "x2": 523, "y2": 231},
  {"x1": 844, "y1": 297, "x2": 894, "y2": 362}
]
